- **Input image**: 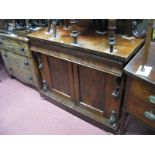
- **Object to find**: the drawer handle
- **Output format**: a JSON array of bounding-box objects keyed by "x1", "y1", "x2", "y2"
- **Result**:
[
  {"x1": 29, "y1": 77, "x2": 33, "y2": 81},
  {"x1": 112, "y1": 78, "x2": 121, "y2": 99},
  {"x1": 19, "y1": 47, "x2": 25, "y2": 52},
  {"x1": 148, "y1": 95, "x2": 155, "y2": 104},
  {"x1": 38, "y1": 63, "x2": 44, "y2": 69},
  {"x1": 24, "y1": 61, "x2": 29, "y2": 65},
  {"x1": 112, "y1": 90, "x2": 120, "y2": 99},
  {"x1": 144, "y1": 111, "x2": 155, "y2": 121}
]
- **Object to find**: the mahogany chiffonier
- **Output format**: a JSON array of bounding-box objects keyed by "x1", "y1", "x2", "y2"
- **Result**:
[
  {"x1": 0, "y1": 31, "x2": 38, "y2": 87},
  {"x1": 119, "y1": 42, "x2": 155, "y2": 134},
  {"x1": 27, "y1": 26, "x2": 144, "y2": 133}
]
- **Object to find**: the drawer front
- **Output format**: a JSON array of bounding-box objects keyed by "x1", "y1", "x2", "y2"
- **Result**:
[
  {"x1": 129, "y1": 79, "x2": 155, "y2": 107},
  {"x1": 1, "y1": 50, "x2": 37, "y2": 87},
  {"x1": 1, "y1": 37, "x2": 30, "y2": 57},
  {"x1": 1, "y1": 50, "x2": 33, "y2": 72},
  {"x1": 9, "y1": 66, "x2": 37, "y2": 87},
  {"x1": 128, "y1": 94, "x2": 155, "y2": 129}
]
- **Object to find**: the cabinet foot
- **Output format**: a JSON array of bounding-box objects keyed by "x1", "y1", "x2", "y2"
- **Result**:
[{"x1": 118, "y1": 112, "x2": 128, "y2": 135}]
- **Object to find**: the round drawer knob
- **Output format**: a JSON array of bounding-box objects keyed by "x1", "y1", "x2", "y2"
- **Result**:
[
  {"x1": 24, "y1": 61, "x2": 29, "y2": 65},
  {"x1": 29, "y1": 77, "x2": 33, "y2": 80},
  {"x1": 39, "y1": 63, "x2": 44, "y2": 69},
  {"x1": 19, "y1": 47, "x2": 25, "y2": 52},
  {"x1": 112, "y1": 90, "x2": 120, "y2": 98}
]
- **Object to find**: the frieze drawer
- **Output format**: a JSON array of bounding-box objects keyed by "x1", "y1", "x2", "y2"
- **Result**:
[{"x1": 128, "y1": 79, "x2": 155, "y2": 107}]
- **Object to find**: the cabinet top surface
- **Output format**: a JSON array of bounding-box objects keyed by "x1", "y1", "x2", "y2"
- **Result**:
[
  {"x1": 0, "y1": 30, "x2": 29, "y2": 42},
  {"x1": 0, "y1": 27, "x2": 42, "y2": 42},
  {"x1": 124, "y1": 42, "x2": 155, "y2": 86},
  {"x1": 27, "y1": 26, "x2": 144, "y2": 63}
]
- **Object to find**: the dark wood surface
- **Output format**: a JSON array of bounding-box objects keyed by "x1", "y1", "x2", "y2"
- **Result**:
[
  {"x1": 128, "y1": 90, "x2": 155, "y2": 129},
  {"x1": 78, "y1": 66, "x2": 105, "y2": 112},
  {"x1": 124, "y1": 42, "x2": 155, "y2": 86},
  {"x1": 27, "y1": 26, "x2": 144, "y2": 62},
  {"x1": 48, "y1": 56, "x2": 72, "y2": 96},
  {"x1": 28, "y1": 40, "x2": 124, "y2": 77},
  {"x1": 129, "y1": 79, "x2": 155, "y2": 104}
]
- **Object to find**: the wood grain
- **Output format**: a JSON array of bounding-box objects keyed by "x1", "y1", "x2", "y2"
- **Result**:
[{"x1": 27, "y1": 26, "x2": 144, "y2": 62}]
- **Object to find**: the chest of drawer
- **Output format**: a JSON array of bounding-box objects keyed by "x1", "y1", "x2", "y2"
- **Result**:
[
  {"x1": 127, "y1": 94, "x2": 155, "y2": 129},
  {"x1": 1, "y1": 50, "x2": 37, "y2": 87},
  {"x1": 1, "y1": 37, "x2": 30, "y2": 57},
  {"x1": 128, "y1": 79, "x2": 155, "y2": 107}
]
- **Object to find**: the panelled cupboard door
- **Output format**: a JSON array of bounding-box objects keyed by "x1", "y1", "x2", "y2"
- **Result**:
[
  {"x1": 39, "y1": 54, "x2": 120, "y2": 118},
  {"x1": 40, "y1": 54, "x2": 75, "y2": 102},
  {"x1": 73, "y1": 64, "x2": 105, "y2": 116}
]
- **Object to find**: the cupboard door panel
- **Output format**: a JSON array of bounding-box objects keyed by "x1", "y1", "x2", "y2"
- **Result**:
[
  {"x1": 78, "y1": 65, "x2": 105, "y2": 113},
  {"x1": 47, "y1": 56, "x2": 74, "y2": 100}
]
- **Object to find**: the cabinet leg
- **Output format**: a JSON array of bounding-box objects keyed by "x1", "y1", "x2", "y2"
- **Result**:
[
  {"x1": 118, "y1": 111, "x2": 128, "y2": 135},
  {"x1": 10, "y1": 75, "x2": 14, "y2": 79}
]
